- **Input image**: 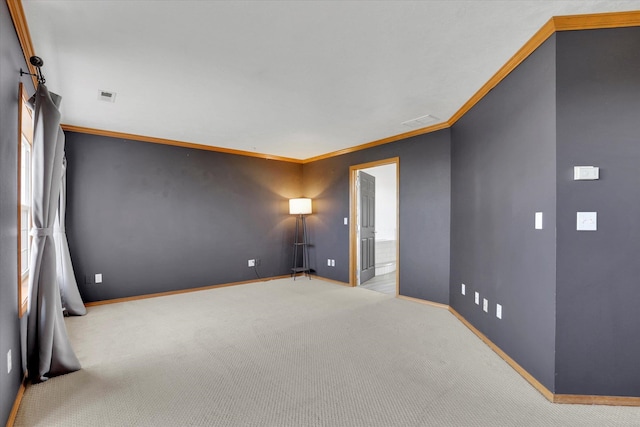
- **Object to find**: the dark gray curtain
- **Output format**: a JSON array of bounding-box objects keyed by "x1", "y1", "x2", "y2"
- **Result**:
[
  {"x1": 54, "y1": 157, "x2": 86, "y2": 316},
  {"x1": 27, "y1": 84, "x2": 80, "y2": 382}
]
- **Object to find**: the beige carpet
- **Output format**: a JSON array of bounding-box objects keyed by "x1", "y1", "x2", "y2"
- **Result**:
[{"x1": 14, "y1": 278, "x2": 640, "y2": 426}]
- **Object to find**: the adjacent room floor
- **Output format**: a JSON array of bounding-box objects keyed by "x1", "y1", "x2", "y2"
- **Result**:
[{"x1": 360, "y1": 271, "x2": 396, "y2": 295}]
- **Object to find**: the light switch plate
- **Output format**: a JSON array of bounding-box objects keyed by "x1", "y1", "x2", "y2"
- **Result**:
[
  {"x1": 344, "y1": 217, "x2": 348, "y2": 225},
  {"x1": 535, "y1": 212, "x2": 543, "y2": 230},
  {"x1": 496, "y1": 304, "x2": 502, "y2": 319},
  {"x1": 461, "y1": 283, "x2": 466, "y2": 295},
  {"x1": 474, "y1": 292, "x2": 479, "y2": 305},
  {"x1": 577, "y1": 212, "x2": 597, "y2": 231},
  {"x1": 574, "y1": 166, "x2": 599, "y2": 180},
  {"x1": 95, "y1": 273, "x2": 103, "y2": 283},
  {"x1": 483, "y1": 298, "x2": 488, "y2": 312}
]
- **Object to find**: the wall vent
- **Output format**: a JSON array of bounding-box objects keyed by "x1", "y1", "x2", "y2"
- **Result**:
[
  {"x1": 98, "y1": 90, "x2": 117, "y2": 103},
  {"x1": 401, "y1": 114, "x2": 439, "y2": 128}
]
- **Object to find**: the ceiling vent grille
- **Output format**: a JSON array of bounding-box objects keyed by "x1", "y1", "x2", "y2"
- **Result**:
[
  {"x1": 401, "y1": 114, "x2": 438, "y2": 128},
  {"x1": 98, "y1": 90, "x2": 116, "y2": 103}
]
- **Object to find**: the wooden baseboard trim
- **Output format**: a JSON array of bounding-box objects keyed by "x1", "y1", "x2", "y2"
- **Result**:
[
  {"x1": 84, "y1": 275, "x2": 289, "y2": 307},
  {"x1": 396, "y1": 295, "x2": 449, "y2": 309},
  {"x1": 448, "y1": 307, "x2": 640, "y2": 406},
  {"x1": 313, "y1": 276, "x2": 351, "y2": 287},
  {"x1": 553, "y1": 394, "x2": 640, "y2": 406},
  {"x1": 76, "y1": 273, "x2": 640, "y2": 406},
  {"x1": 6, "y1": 381, "x2": 26, "y2": 427},
  {"x1": 448, "y1": 307, "x2": 555, "y2": 402}
]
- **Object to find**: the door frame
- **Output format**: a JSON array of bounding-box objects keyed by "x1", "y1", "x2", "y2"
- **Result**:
[{"x1": 349, "y1": 157, "x2": 400, "y2": 294}]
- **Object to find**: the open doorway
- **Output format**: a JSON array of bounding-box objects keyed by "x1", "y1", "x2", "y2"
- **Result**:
[{"x1": 349, "y1": 158, "x2": 399, "y2": 295}]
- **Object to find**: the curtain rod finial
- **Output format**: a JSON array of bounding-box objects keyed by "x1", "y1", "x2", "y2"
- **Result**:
[
  {"x1": 22, "y1": 56, "x2": 46, "y2": 85},
  {"x1": 30, "y1": 56, "x2": 44, "y2": 67}
]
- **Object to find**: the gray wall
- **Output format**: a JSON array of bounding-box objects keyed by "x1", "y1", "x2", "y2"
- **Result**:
[
  {"x1": 450, "y1": 37, "x2": 557, "y2": 390},
  {"x1": 555, "y1": 27, "x2": 640, "y2": 396},
  {"x1": 3, "y1": 14, "x2": 637, "y2": 418},
  {"x1": 64, "y1": 133, "x2": 302, "y2": 302},
  {"x1": 0, "y1": 2, "x2": 35, "y2": 424},
  {"x1": 303, "y1": 130, "x2": 451, "y2": 304}
]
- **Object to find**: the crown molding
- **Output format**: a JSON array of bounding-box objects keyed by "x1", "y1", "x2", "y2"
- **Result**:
[
  {"x1": 60, "y1": 125, "x2": 303, "y2": 163},
  {"x1": 553, "y1": 10, "x2": 640, "y2": 31},
  {"x1": 8, "y1": 4, "x2": 640, "y2": 163},
  {"x1": 6, "y1": 0, "x2": 38, "y2": 89},
  {"x1": 448, "y1": 10, "x2": 640, "y2": 127},
  {"x1": 448, "y1": 18, "x2": 556, "y2": 126},
  {"x1": 303, "y1": 122, "x2": 449, "y2": 163}
]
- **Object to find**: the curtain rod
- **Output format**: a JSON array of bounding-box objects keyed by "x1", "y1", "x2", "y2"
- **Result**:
[{"x1": 20, "y1": 55, "x2": 46, "y2": 85}]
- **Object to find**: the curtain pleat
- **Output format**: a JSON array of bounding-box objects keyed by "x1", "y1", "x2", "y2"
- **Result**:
[{"x1": 54, "y1": 157, "x2": 86, "y2": 316}]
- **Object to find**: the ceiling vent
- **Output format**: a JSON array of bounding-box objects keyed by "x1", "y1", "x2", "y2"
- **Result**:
[
  {"x1": 401, "y1": 114, "x2": 439, "y2": 128},
  {"x1": 98, "y1": 90, "x2": 117, "y2": 103}
]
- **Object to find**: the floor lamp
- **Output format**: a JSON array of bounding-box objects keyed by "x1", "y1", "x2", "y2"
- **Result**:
[{"x1": 290, "y1": 198, "x2": 312, "y2": 280}]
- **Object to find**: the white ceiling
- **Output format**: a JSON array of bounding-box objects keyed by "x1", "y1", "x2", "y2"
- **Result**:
[{"x1": 21, "y1": 1, "x2": 640, "y2": 160}]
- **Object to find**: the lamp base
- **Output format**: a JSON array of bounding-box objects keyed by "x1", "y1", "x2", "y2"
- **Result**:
[{"x1": 291, "y1": 215, "x2": 311, "y2": 280}]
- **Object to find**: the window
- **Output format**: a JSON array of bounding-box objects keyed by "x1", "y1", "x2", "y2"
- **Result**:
[{"x1": 18, "y1": 83, "x2": 33, "y2": 317}]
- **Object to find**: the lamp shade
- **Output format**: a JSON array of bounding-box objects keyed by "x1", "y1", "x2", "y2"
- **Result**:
[{"x1": 289, "y1": 198, "x2": 312, "y2": 215}]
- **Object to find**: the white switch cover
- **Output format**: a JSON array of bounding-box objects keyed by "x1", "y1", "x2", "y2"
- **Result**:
[
  {"x1": 461, "y1": 283, "x2": 466, "y2": 295},
  {"x1": 331, "y1": 259, "x2": 335, "y2": 267},
  {"x1": 344, "y1": 217, "x2": 348, "y2": 225},
  {"x1": 95, "y1": 273, "x2": 103, "y2": 283},
  {"x1": 327, "y1": 259, "x2": 331, "y2": 266},
  {"x1": 7, "y1": 349, "x2": 11, "y2": 374},
  {"x1": 577, "y1": 212, "x2": 597, "y2": 231},
  {"x1": 483, "y1": 298, "x2": 488, "y2": 312},
  {"x1": 535, "y1": 212, "x2": 543, "y2": 230},
  {"x1": 574, "y1": 166, "x2": 599, "y2": 180},
  {"x1": 496, "y1": 304, "x2": 502, "y2": 319},
  {"x1": 474, "y1": 292, "x2": 479, "y2": 305}
]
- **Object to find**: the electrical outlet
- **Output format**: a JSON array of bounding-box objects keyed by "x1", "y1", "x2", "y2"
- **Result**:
[
  {"x1": 483, "y1": 298, "x2": 488, "y2": 313},
  {"x1": 461, "y1": 283, "x2": 466, "y2": 295},
  {"x1": 95, "y1": 273, "x2": 103, "y2": 284},
  {"x1": 474, "y1": 292, "x2": 479, "y2": 305},
  {"x1": 327, "y1": 259, "x2": 331, "y2": 266},
  {"x1": 248, "y1": 259, "x2": 255, "y2": 267},
  {"x1": 331, "y1": 259, "x2": 335, "y2": 267},
  {"x1": 7, "y1": 349, "x2": 11, "y2": 374},
  {"x1": 496, "y1": 304, "x2": 503, "y2": 319}
]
